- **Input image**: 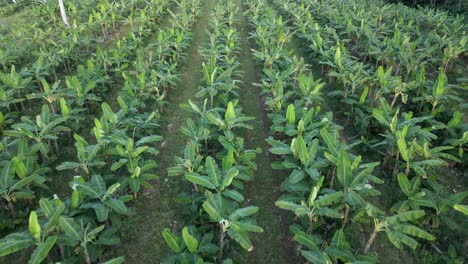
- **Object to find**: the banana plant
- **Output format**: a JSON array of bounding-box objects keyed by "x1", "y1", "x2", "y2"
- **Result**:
[
  {"x1": 197, "y1": 59, "x2": 218, "y2": 108},
  {"x1": 64, "y1": 75, "x2": 100, "y2": 108},
  {"x1": 391, "y1": 173, "x2": 430, "y2": 213},
  {"x1": 162, "y1": 226, "x2": 218, "y2": 263},
  {"x1": 0, "y1": 111, "x2": 15, "y2": 136},
  {"x1": 28, "y1": 78, "x2": 64, "y2": 112},
  {"x1": 289, "y1": 225, "x2": 376, "y2": 264},
  {"x1": 295, "y1": 72, "x2": 325, "y2": 108},
  {"x1": 182, "y1": 156, "x2": 243, "y2": 200},
  {"x1": 327, "y1": 149, "x2": 382, "y2": 227},
  {"x1": 363, "y1": 208, "x2": 436, "y2": 253},
  {"x1": 0, "y1": 157, "x2": 47, "y2": 218},
  {"x1": 59, "y1": 97, "x2": 84, "y2": 129},
  {"x1": 180, "y1": 118, "x2": 211, "y2": 153},
  {"x1": 5, "y1": 104, "x2": 70, "y2": 158},
  {"x1": 428, "y1": 70, "x2": 448, "y2": 115},
  {"x1": 371, "y1": 102, "x2": 448, "y2": 174},
  {"x1": 276, "y1": 176, "x2": 343, "y2": 233},
  {"x1": 197, "y1": 62, "x2": 240, "y2": 108},
  {"x1": 217, "y1": 135, "x2": 261, "y2": 189},
  {"x1": 109, "y1": 136, "x2": 160, "y2": 199},
  {"x1": 206, "y1": 101, "x2": 254, "y2": 132},
  {"x1": 0, "y1": 198, "x2": 65, "y2": 263},
  {"x1": 259, "y1": 68, "x2": 295, "y2": 113},
  {"x1": 0, "y1": 65, "x2": 32, "y2": 111},
  {"x1": 202, "y1": 190, "x2": 263, "y2": 261},
  {"x1": 58, "y1": 216, "x2": 120, "y2": 264},
  {"x1": 121, "y1": 71, "x2": 166, "y2": 109},
  {"x1": 168, "y1": 141, "x2": 204, "y2": 180},
  {"x1": 56, "y1": 134, "x2": 105, "y2": 175},
  {"x1": 267, "y1": 118, "x2": 335, "y2": 195},
  {"x1": 416, "y1": 186, "x2": 468, "y2": 230},
  {"x1": 268, "y1": 104, "x2": 324, "y2": 136},
  {"x1": 73, "y1": 174, "x2": 130, "y2": 223}
]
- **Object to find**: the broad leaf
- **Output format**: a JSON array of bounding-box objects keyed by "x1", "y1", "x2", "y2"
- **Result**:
[
  {"x1": 397, "y1": 173, "x2": 411, "y2": 197},
  {"x1": 182, "y1": 227, "x2": 199, "y2": 253},
  {"x1": 28, "y1": 236, "x2": 57, "y2": 264},
  {"x1": 185, "y1": 173, "x2": 216, "y2": 189},
  {"x1": 205, "y1": 156, "x2": 221, "y2": 188},
  {"x1": 227, "y1": 229, "x2": 252, "y2": 251},
  {"x1": 337, "y1": 150, "x2": 352, "y2": 188},
  {"x1": 392, "y1": 224, "x2": 435, "y2": 241},
  {"x1": 58, "y1": 217, "x2": 81, "y2": 241},
  {"x1": 301, "y1": 249, "x2": 328, "y2": 264},
  {"x1": 0, "y1": 238, "x2": 34, "y2": 257},
  {"x1": 387, "y1": 210, "x2": 425, "y2": 224},
  {"x1": 162, "y1": 229, "x2": 181, "y2": 253},
  {"x1": 104, "y1": 199, "x2": 129, "y2": 215}
]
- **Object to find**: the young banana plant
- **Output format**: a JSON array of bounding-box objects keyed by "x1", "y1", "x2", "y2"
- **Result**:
[
  {"x1": 26, "y1": 79, "x2": 63, "y2": 113},
  {"x1": 72, "y1": 174, "x2": 130, "y2": 223},
  {"x1": 56, "y1": 134, "x2": 105, "y2": 176},
  {"x1": 4, "y1": 104, "x2": 70, "y2": 158},
  {"x1": 295, "y1": 72, "x2": 325, "y2": 108},
  {"x1": 202, "y1": 190, "x2": 263, "y2": 261},
  {"x1": 110, "y1": 136, "x2": 160, "y2": 199},
  {"x1": 162, "y1": 226, "x2": 218, "y2": 263},
  {"x1": 391, "y1": 173, "x2": 429, "y2": 213},
  {"x1": 326, "y1": 148, "x2": 382, "y2": 227},
  {"x1": 289, "y1": 225, "x2": 376, "y2": 264},
  {"x1": 276, "y1": 176, "x2": 343, "y2": 233},
  {"x1": 65, "y1": 75, "x2": 100, "y2": 108},
  {"x1": 206, "y1": 101, "x2": 254, "y2": 132},
  {"x1": 197, "y1": 62, "x2": 219, "y2": 108},
  {"x1": 0, "y1": 65, "x2": 32, "y2": 111},
  {"x1": 0, "y1": 156, "x2": 47, "y2": 218},
  {"x1": 0, "y1": 197, "x2": 65, "y2": 263},
  {"x1": 363, "y1": 207, "x2": 436, "y2": 253}
]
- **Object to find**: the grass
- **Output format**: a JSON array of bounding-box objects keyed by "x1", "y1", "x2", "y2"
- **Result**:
[
  {"x1": 114, "y1": 0, "x2": 214, "y2": 261},
  {"x1": 227, "y1": 0, "x2": 300, "y2": 262}
]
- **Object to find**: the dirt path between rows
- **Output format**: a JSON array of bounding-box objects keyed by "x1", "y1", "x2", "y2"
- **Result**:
[
  {"x1": 116, "y1": 0, "x2": 213, "y2": 262},
  {"x1": 230, "y1": 0, "x2": 299, "y2": 262}
]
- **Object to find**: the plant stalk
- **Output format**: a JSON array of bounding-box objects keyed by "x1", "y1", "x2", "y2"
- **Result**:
[
  {"x1": 363, "y1": 229, "x2": 378, "y2": 253},
  {"x1": 218, "y1": 224, "x2": 226, "y2": 264}
]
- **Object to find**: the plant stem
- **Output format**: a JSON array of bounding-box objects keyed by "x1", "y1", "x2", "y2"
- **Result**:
[
  {"x1": 330, "y1": 167, "x2": 336, "y2": 189},
  {"x1": 84, "y1": 248, "x2": 91, "y2": 264},
  {"x1": 405, "y1": 162, "x2": 410, "y2": 176},
  {"x1": 393, "y1": 151, "x2": 400, "y2": 178},
  {"x1": 363, "y1": 229, "x2": 378, "y2": 253},
  {"x1": 218, "y1": 224, "x2": 225, "y2": 264},
  {"x1": 8, "y1": 202, "x2": 16, "y2": 218},
  {"x1": 342, "y1": 205, "x2": 350, "y2": 228}
]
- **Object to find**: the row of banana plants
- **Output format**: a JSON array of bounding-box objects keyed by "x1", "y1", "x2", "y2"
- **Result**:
[
  {"x1": 275, "y1": 0, "x2": 467, "y2": 158},
  {"x1": 246, "y1": 0, "x2": 466, "y2": 263},
  {"x1": 278, "y1": 0, "x2": 466, "y2": 79},
  {"x1": 276, "y1": 0, "x2": 467, "y2": 217},
  {"x1": 162, "y1": 0, "x2": 264, "y2": 263},
  {"x1": 0, "y1": 0, "x2": 176, "y2": 114},
  {"x1": 0, "y1": 0, "x2": 202, "y2": 263},
  {"x1": 275, "y1": 0, "x2": 466, "y2": 119},
  {"x1": 0, "y1": 0, "x2": 182, "y2": 233},
  {"x1": 1, "y1": 0, "x2": 152, "y2": 69}
]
